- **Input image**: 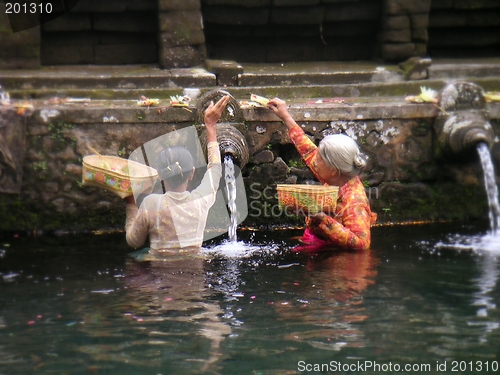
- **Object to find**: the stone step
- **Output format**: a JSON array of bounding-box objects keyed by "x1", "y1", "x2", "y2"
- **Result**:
[
  {"x1": 0, "y1": 61, "x2": 397, "y2": 91},
  {"x1": 0, "y1": 65, "x2": 215, "y2": 91},
  {"x1": 4, "y1": 77, "x2": 500, "y2": 102},
  {"x1": 428, "y1": 58, "x2": 500, "y2": 79},
  {"x1": 1, "y1": 59, "x2": 499, "y2": 102}
]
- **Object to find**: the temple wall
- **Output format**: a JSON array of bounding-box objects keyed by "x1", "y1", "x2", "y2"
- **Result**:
[
  {"x1": 1, "y1": 108, "x2": 498, "y2": 232},
  {"x1": 1, "y1": 0, "x2": 499, "y2": 69}
]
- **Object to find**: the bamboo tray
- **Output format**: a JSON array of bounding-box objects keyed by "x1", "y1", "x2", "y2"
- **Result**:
[
  {"x1": 277, "y1": 184, "x2": 339, "y2": 215},
  {"x1": 82, "y1": 155, "x2": 158, "y2": 198}
]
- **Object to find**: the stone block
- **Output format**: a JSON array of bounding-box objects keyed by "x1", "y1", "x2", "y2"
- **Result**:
[
  {"x1": 204, "y1": 23, "x2": 252, "y2": 37},
  {"x1": 0, "y1": 27, "x2": 40, "y2": 47},
  {"x1": 381, "y1": 42, "x2": 416, "y2": 61},
  {"x1": 98, "y1": 32, "x2": 150, "y2": 45},
  {"x1": 271, "y1": 24, "x2": 319, "y2": 37},
  {"x1": 159, "y1": 0, "x2": 201, "y2": 11},
  {"x1": 322, "y1": 20, "x2": 377, "y2": 36},
  {"x1": 0, "y1": 46, "x2": 17, "y2": 58},
  {"x1": 0, "y1": 31, "x2": 14, "y2": 46},
  {"x1": 384, "y1": 0, "x2": 431, "y2": 16},
  {"x1": 251, "y1": 149, "x2": 275, "y2": 164},
  {"x1": 202, "y1": 0, "x2": 270, "y2": 6},
  {"x1": 72, "y1": 0, "x2": 127, "y2": 12},
  {"x1": 246, "y1": 157, "x2": 289, "y2": 185},
  {"x1": 266, "y1": 38, "x2": 322, "y2": 62},
  {"x1": 411, "y1": 28, "x2": 428, "y2": 43},
  {"x1": 42, "y1": 13, "x2": 92, "y2": 31},
  {"x1": 93, "y1": 12, "x2": 157, "y2": 33},
  {"x1": 430, "y1": 29, "x2": 500, "y2": 46},
  {"x1": 414, "y1": 43, "x2": 427, "y2": 56},
  {"x1": 270, "y1": 6, "x2": 324, "y2": 24},
  {"x1": 208, "y1": 39, "x2": 267, "y2": 62},
  {"x1": 429, "y1": 11, "x2": 467, "y2": 28},
  {"x1": 159, "y1": 29, "x2": 205, "y2": 48},
  {"x1": 454, "y1": 0, "x2": 500, "y2": 9},
  {"x1": 42, "y1": 32, "x2": 98, "y2": 46},
  {"x1": 41, "y1": 45, "x2": 94, "y2": 65},
  {"x1": 409, "y1": 13, "x2": 429, "y2": 29},
  {"x1": 380, "y1": 15, "x2": 410, "y2": 30},
  {"x1": 322, "y1": 39, "x2": 372, "y2": 60},
  {"x1": 272, "y1": 0, "x2": 320, "y2": 6},
  {"x1": 159, "y1": 11, "x2": 203, "y2": 33},
  {"x1": 16, "y1": 45, "x2": 40, "y2": 58},
  {"x1": 45, "y1": 182, "x2": 59, "y2": 194},
  {"x1": 430, "y1": 0, "x2": 453, "y2": 9},
  {"x1": 159, "y1": 44, "x2": 206, "y2": 69},
  {"x1": 203, "y1": 6, "x2": 270, "y2": 25},
  {"x1": 469, "y1": 11, "x2": 500, "y2": 26},
  {"x1": 0, "y1": 57, "x2": 40, "y2": 69},
  {"x1": 325, "y1": 1, "x2": 380, "y2": 22},
  {"x1": 127, "y1": 0, "x2": 158, "y2": 11},
  {"x1": 204, "y1": 59, "x2": 243, "y2": 86},
  {"x1": 94, "y1": 44, "x2": 157, "y2": 64},
  {"x1": 378, "y1": 29, "x2": 412, "y2": 43}
]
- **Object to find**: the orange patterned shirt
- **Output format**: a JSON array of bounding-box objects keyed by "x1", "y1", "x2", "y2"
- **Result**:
[{"x1": 288, "y1": 125, "x2": 377, "y2": 250}]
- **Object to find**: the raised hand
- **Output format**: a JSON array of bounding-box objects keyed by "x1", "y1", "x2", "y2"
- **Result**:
[
  {"x1": 204, "y1": 95, "x2": 230, "y2": 143},
  {"x1": 204, "y1": 95, "x2": 231, "y2": 127}
]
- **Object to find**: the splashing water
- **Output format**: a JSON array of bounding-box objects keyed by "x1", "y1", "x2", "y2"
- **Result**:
[
  {"x1": 0, "y1": 85, "x2": 9, "y2": 102},
  {"x1": 203, "y1": 240, "x2": 268, "y2": 259},
  {"x1": 435, "y1": 232, "x2": 500, "y2": 253},
  {"x1": 477, "y1": 142, "x2": 500, "y2": 234},
  {"x1": 434, "y1": 143, "x2": 500, "y2": 253},
  {"x1": 224, "y1": 154, "x2": 238, "y2": 242}
]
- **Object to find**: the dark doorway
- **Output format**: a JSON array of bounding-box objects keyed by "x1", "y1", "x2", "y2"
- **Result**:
[{"x1": 202, "y1": 0, "x2": 382, "y2": 63}]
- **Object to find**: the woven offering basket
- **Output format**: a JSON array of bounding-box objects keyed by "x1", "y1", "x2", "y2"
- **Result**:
[
  {"x1": 82, "y1": 155, "x2": 158, "y2": 198},
  {"x1": 277, "y1": 184, "x2": 339, "y2": 215}
]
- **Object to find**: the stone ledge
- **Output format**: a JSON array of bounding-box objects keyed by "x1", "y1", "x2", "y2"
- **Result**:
[{"x1": 23, "y1": 98, "x2": 500, "y2": 128}]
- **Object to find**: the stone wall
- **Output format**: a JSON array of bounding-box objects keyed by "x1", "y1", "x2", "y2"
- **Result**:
[
  {"x1": 158, "y1": 0, "x2": 206, "y2": 68},
  {"x1": 2, "y1": 108, "x2": 497, "y2": 232},
  {"x1": 5, "y1": 119, "x2": 191, "y2": 232},
  {"x1": 1, "y1": 0, "x2": 500, "y2": 69},
  {"x1": 41, "y1": 0, "x2": 158, "y2": 65},
  {"x1": 202, "y1": 0, "x2": 382, "y2": 62},
  {"x1": 0, "y1": 2, "x2": 41, "y2": 69},
  {"x1": 428, "y1": 0, "x2": 500, "y2": 58},
  {"x1": 378, "y1": 0, "x2": 431, "y2": 61}
]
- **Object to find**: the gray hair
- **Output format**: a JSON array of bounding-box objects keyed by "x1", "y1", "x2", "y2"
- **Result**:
[{"x1": 318, "y1": 134, "x2": 366, "y2": 178}]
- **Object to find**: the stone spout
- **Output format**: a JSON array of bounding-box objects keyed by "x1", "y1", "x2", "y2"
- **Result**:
[
  {"x1": 196, "y1": 89, "x2": 249, "y2": 170},
  {"x1": 200, "y1": 123, "x2": 249, "y2": 170},
  {"x1": 215, "y1": 123, "x2": 249, "y2": 170},
  {"x1": 434, "y1": 82, "x2": 494, "y2": 155}
]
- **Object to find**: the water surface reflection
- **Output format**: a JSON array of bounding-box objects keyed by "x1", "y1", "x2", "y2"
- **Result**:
[{"x1": 0, "y1": 223, "x2": 499, "y2": 374}]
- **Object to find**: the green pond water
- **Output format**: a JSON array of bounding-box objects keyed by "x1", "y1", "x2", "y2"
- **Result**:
[{"x1": 1, "y1": 221, "x2": 500, "y2": 375}]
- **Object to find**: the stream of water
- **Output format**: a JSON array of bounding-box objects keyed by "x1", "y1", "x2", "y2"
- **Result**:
[
  {"x1": 224, "y1": 154, "x2": 238, "y2": 242},
  {"x1": 477, "y1": 142, "x2": 500, "y2": 234}
]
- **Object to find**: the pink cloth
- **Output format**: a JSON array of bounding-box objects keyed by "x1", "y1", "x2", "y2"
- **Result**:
[{"x1": 292, "y1": 227, "x2": 332, "y2": 253}]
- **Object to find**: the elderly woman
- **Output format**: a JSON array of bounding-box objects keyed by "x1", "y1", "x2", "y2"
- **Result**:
[{"x1": 268, "y1": 98, "x2": 377, "y2": 251}]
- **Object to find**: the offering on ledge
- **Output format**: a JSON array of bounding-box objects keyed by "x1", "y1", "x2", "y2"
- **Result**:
[{"x1": 250, "y1": 94, "x2": 270, "y2": 107}]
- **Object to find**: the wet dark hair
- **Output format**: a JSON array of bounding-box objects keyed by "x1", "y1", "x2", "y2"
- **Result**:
[{"x1": 158, "y1": 146, "x2": 194, "y2": 189}]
